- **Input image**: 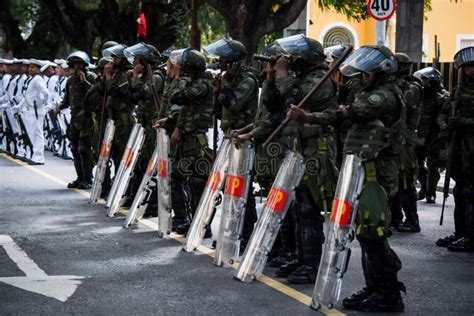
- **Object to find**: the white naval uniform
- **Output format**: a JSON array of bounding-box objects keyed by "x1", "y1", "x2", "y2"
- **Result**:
[{"x1": 17, "y1": 75, "x2": 50, "y2": 163}]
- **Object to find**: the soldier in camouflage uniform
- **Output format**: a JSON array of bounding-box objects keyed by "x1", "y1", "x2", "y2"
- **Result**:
[
  {"x1": 56, "y1": 51, "x2": 97, "y2": 189},
  {"x1": 436, "y1": 46, "x2": 474, "y2": 252},
  {"x1": 232, "y1": 42, "x2": 296, "y2": 268},
  {"x1": 155, "y1": 49, "x2": 193, "y2": 232},
  {"x1": 290, "y1": 45, "x2": 406, "y2": 312},
  {"x1": 100, "y1": 44, "x2": 135, "y2": 186},
  {"x1": 163, "y1": 48, "x2": 213, "y2": 234},
  {"x1": 261, "y1": 35, "x2": 338, "y2": 284},
  {"x1": 329, "y1": 46, "x2": 364, "y2": 167},
  {"x1": 390, "y1": 53, "x2": 423, "y2": 233},
  {"x1": 124, "y1": 43, "x2": 164, "y2": 213},
  {"x1": 204, "y1": 38, "x2": 259, "y2": 249},
  {"x1": 414, "y1": 67, "x2": 450, "y2": 204}
]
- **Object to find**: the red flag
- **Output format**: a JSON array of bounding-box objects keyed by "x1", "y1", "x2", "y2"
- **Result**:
[{"x1": 137, "y1": 11, "x2": 147, "y2": 39}]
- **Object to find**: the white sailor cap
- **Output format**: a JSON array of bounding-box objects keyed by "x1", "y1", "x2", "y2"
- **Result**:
[
  {"x1": 40, "y1": 61, "x2": 57, "y2": 72},
  {"x1": 54, "y1": 58, "x2": 67, "y2": 65},
  {"x1": 29, "y1": 59, "x2": 45, "y2": 67},
  {"x1": 1, "y1": 59, "x2": 13, "y2": 65}
]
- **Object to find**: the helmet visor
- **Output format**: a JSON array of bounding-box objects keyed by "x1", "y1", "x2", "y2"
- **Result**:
[
  {"x1": 102, "y1": 44, "x2": 127, "y2": 58},
  {"x1": 260, "y1": 41, "x2": 286, "y2": 56},
  {"x1": 203, "y1": 39, "x2": 233, "y2": 59},
  {"x1": 454, "y1": 46, "x2": 474, "y2": 70},
  {"x1": 340, "y1": 46, "x2": 396, "y2": 76},
  {"x1": 169, "y1": 48, "x2": 185, "y2": 68},
  {"x1": 413, "y1": 67, "x2": 442, "y2": 82},
  {"x1": 124, "y1": 43, "x2": 150, "y2": 64}
]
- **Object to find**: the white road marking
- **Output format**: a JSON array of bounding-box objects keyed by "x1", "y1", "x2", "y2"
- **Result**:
[{"x1": 0, "y1": 234, "x2": 84, "y2": 302}]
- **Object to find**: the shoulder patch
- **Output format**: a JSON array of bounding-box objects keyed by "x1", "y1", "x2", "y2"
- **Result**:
[{"x1": 368, "y1": 93, "x2": 383, "y2": 105}]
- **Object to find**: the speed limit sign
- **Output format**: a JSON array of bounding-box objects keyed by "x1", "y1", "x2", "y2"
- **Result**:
[{"x1": 367, "y1": 0, "x2": 396, "y2": 21}]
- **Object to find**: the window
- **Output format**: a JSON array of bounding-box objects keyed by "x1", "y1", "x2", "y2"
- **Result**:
[
  {"x1": 456, "y1": 34, "x2": 474, "y2": 51},
  {"x1": 322, "y1": 27, "x2": 355, "y2": 48}
]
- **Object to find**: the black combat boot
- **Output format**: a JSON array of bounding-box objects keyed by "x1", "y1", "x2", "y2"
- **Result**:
[
  {"x1": 77, "y1": 180, "x2": 93, "y2": 190},
  {"x1": 436, "y1": 233, "x2": 461, "y2": 247},
  {"x1": 275, "y1": 259, "x2": 300, "y2": 277},
  {"x1": 287, "y1": 264, "x2": 317, "y2": 284},
  {"x1": 342, "y1": 287, "x2": 375, "y2": 310},
  {"x1": 67, "y1": 179, "x2": 83, "y2": 189},
  {"x1": 359, "y1": 282, "x2": 405, "y2": 312},
  {"x1": 397, "y1": 220, "x2": 421, "y2": 233},
  {"x1": 359, "y1": 291, "x2": 405, "y2": 312},
  {"x1": 269, "y1": 251, "x2": 297, "y2": 268},
  {"x1": 447, "y1": 237, "x2": 474, "y2": 252},
  {"x1": 416, "y1": 189, "x2": 426, "y2": 201},
  {"x1": 426, "y1": 194, "x2": 436, "y2": 204}
]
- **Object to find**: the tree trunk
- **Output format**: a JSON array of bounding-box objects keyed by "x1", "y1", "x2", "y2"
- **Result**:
[
  {"x1": 395, "y1": 0, "x2": 424, "y2": 62},
  {"x1": 190, "y1": 0, "x2": 201, "y2": 49}
]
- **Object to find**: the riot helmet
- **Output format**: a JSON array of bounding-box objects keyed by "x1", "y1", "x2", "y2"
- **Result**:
[
  {"x1": 325, "y1": 44, "x2": 347, "y2": 61},
  {"x1": 102, "y1": 44, "x2": 127, "y2": 58},
  {"x1": 260, "y1": 41, "x2": 286, "y2": 57},
  {"x1": 340, "y1": 45, "x2": 397, "y2": 77},
  {"x1": 67, "y1": 51, "x2": 91, "y2": 66},
  {"x1": 413, "y1": 67, "x2": 442, "y2": 82},
  {"x1": 454, "y1": 46, "x2": 474, "y2": 70},
  {"x1": 275, "y1": 34, "x2": 325, "y2": 64},
  {"x1": 97, "y1": 57, "x2": 113, "y2": 68},
  {"x1": 124, "y1": 42, "x2": 161, "y2": 64},
  {"x1": 394, "y1": 52, "x2": 412, "y2": 74},
  {"x1": 203, "y1": 38, "x2": 247, "y2": 62},
  {"x1": 184, "y1": 49, "x2": 206, "y2": 73},
  {"x1": 101, "y1": 40, "x2": 119, "y2": 52},
  {"x1": 169, "y1": 48, "x2": 185, "y2": 68}
]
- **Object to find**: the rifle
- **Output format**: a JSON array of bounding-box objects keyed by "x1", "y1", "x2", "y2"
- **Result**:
[
  {"x1": 2, "y1": 111, "x2": 18, "y2": 155},
  {"x1": 212, "y1": 115, "x2": 218, "y2": 161},
  {"x1": 440, "y1": 102, "x2": 457, "y2": 225},
  {"x1": 146, "y1": 64, "x2": 161, "y2": 114},
  {"x1": 14, "y1": 113, "x2": 33, "y2": 159},
  {"x1": 262, "y1": 46, "x2": 353, "y2": 148}
]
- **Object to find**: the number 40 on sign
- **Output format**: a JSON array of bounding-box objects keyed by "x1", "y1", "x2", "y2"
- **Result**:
[{"x1": 367, "y1": 0, "x2": 396, "y2": 21}]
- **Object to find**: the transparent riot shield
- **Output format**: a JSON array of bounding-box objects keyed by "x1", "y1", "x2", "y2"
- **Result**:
[
  {"x1": 214, "y1": 141, "x2": 255, "y2": 267},
  {"x1": 235, "y1": 151, "x2": 305, "y2": 282},
  {"x1": 123, "y1": 143, "x2": 159, "y2": 227},
  {"x1": 107, "y1": 125, "x2": 145, "y2": 217},
  {"x1": 182, "y1": 139, "x2": 232, "y2": 252},
  {"x1": 90, "y1": 119, "x2": 115, "y2": 204},
  {"x1": 106, "y1": 124, "x2": 140, "y2": 208},
  {"x1": 157, "y1": 128, "x2": 172, "y2": 237},
  {"x1": 311, "y1": 154, "x2": 365, "y2": 310}
]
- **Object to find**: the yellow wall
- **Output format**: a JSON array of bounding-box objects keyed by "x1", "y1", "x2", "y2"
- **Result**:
[
  {"x1": 307, "y1": 0, "x2": 474, "y2": 62},
  {"x1": 423, "y1": 0, "x2": 474, "y2": 62}
]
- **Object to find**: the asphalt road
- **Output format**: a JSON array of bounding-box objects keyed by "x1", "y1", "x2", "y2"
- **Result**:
[{"x1": 0, "y1": 151, "x2": 473, "y2": 315}]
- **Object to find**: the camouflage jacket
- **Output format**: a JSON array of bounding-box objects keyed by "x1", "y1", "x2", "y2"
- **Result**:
[
  {"x1": 338, "y1": 74, "x2": 363, "y2": 105},
  {"x1": 171, "y1": 72, "x2": 213, "y2": 134},
  {"x1": 131, "y1": 69, "x2": 164, "y2": 126},
  {"x1": 214, "y1": 67, "x2": 258, "y2": 133}
]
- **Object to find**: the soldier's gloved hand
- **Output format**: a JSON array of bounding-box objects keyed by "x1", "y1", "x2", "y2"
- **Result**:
[
  {"x1": 287, "y1": 104, "x2": 313, "y2": 124},
  {"x1": 234, "y1": 132, "x2": 253, "y2": 149},
  {"x1": 448, "y1": 116, "x2": 466, "y2": 129}
]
